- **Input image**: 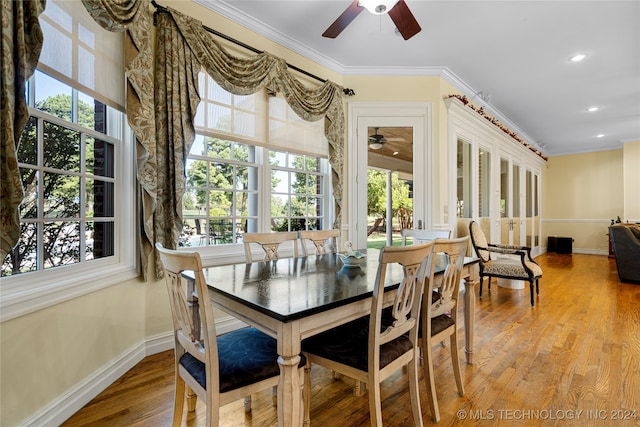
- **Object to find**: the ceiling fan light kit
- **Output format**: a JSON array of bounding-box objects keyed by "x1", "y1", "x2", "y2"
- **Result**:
[
  {"x1": 323, "y1": 0, "x2": 421, "y2": 40},
  {"x1": 368, "y1": 127, "x2": 386, "y2": 150},
  {"x1": 360, "y1": 0, "x2": 398, "y2": 14}
]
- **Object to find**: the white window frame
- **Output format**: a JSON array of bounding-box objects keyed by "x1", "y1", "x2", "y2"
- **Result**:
[
  {"x1": 268, "y1": 150, "x2": 331, "y2": 232},
  {"x1": 0, "y1": 78, "x2": 137, "y2": 323},
  {"x1": 190, "y1": 75, "x2": 333, "y2": 266},
  {"x1": 183, "y1": 138, "x2": 332, "y2": 266}
]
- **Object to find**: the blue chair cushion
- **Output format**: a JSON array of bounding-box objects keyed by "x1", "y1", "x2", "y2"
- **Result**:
[
  {"x1": 302, "y1": 315, "x2": 413, "y2": 371},
  {"x1": 179, "y1": 327, "x2": 305, "y2": 393}
]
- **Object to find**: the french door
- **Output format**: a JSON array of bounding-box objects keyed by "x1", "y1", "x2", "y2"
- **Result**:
[
  {"x1": 499, "y1": 154, "x2": 523, "y2": 246},
  {"x1": 348, "y1": 103, "x2": 431, "y2": 250}
]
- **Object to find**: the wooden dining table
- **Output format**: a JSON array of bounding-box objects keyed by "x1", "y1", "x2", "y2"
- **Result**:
[{"x1": 183, "y1": 248, "x2": 479, "y2": 427}]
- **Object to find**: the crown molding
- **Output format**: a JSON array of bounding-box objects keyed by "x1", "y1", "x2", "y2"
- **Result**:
[
  {"x1": 195, "y1": 0, "x2": 542, "y2": 154},
  {"x1": 195, "y1": 0, "x2": 346, "y2": 73}
]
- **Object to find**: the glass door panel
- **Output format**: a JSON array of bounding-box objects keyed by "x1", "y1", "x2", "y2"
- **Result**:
[
  {"x1": 478, "y1": 147, "x2": 491, "y2": 239},
  {"x1": 500, "y1": 157, "x2": 523, "y2": 246},
  {"x1": 512, "y1": 163, "x2": 521, "y2": 246},
  {"x1": 525, "y1": 169, "x2": 540, "y2": 249},
  {"x1": 533, "y1": 173, "x2": 540, "y2": 247},
  {"x1": 367, "y1": 126, "x2": 413, "y2": 248},
  {"x1": 456, "y1": 139, "x2": 472, "y2": 235},
  {"x1": 500, "y1": 157, "x2": 509, "y2": 244}
]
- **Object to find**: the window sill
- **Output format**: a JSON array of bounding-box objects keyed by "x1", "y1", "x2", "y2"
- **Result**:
[{"x1": 0, "y1": 263, "x2": 139, "y2": 322}]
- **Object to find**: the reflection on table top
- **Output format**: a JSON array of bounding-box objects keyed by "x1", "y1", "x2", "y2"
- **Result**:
[{"x1": 183, "y1": 248, "x2": 479, "y2": 323}]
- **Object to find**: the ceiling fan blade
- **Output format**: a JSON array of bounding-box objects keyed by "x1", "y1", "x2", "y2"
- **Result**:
[
  {"x1": 322, "y1": 0, "x2": 364, "y2": 38},
  {"x1": 388, "y1": 0, "x2": 422, "y2": 40}
]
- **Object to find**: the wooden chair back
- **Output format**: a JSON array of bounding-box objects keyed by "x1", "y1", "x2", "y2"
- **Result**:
[
  {"x1": 427, "y1": 237, "x2": 469, "y2": 319},
  {"x1": 299, "y1": 229, "x2": 340, "y2": 256},
  {"x1": 156, "y1": 243, "x2": 284, "y2": 425},
  {"x1": 155, "y1": 243, "x2": 221, "y2": 424},
  {"x1": 302, "y1": 241, "x2": 435, "y2": 426},
  {"x1": 374, "y1": 242, "x2": 435, "y2": 348},
  {"x1": 242, "y1": 231, "x2": 299, "y2": 263},
  {"x1": 421, "y1": 236, "x2": 469, "y2": 422}
]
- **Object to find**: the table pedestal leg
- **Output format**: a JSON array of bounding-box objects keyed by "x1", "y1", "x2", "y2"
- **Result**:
[
  {"x1": 277, "y1": 354, "x2": 303, "y2": 427},
  {"x1": 463, "y1": 278, "x2": 477, "y2": 364}
]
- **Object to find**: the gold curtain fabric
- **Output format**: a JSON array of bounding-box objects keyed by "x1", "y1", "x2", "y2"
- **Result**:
[
  {"x1": 151, "y1": 12, "x2": 201, "y2": 279},
  {"x1": 81, "y1": 0, "x2": 156, "y2": 279},
  {"x1": 148, "y1": 7, "x2": 344, "y2": 278},
  {"x1": 169, "y1": 8, "x2": 344, "y2": 224},
  {"x1": 0, "y1": 0, "x2": 46, "y2": 258}
]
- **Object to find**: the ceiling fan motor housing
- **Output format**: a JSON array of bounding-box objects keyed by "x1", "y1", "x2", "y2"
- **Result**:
[{"x1": 360, "y1": 0, "x2": 399, "y2": 14}]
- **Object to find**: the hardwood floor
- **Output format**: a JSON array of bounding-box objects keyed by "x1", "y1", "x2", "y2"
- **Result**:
[{"x1": 61, "y1": 253, "x2": 640, "y2": 426}]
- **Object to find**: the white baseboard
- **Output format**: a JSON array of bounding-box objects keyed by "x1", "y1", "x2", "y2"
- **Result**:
[
  {"x1": 21, "y1": 342, "x2": 146, "y2": 427},
  {"x1": 20, "y1": 317, "x2": 248, "y2": 427}
]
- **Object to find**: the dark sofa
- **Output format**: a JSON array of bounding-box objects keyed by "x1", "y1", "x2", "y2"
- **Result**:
[{"x1": 609, "y1": 223, "x2": 640, "y2": 283}]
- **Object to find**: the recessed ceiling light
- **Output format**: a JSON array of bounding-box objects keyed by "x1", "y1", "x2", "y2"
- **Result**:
[
  {"x1": 393, "y1": 151, "x2": 399, "y2": 155},
  {"x1": 587, "y1": 106, "x2": 600, "y2": 112},
  {"x1": 569, "y1": 53, "x2": 588, "y2": 62},
  {"x1": 596, "y1": 134, "x2": 605, "y2": 138}
]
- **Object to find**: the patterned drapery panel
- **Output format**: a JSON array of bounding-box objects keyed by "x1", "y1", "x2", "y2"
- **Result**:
[
  {"x1": 68, "y1": 2, "x2": 345, "y2": 279},
  {"x1": 0, "y1": 0, "x2": 46, "y2": 258},
  {"x1": 81, "y1": 0, "x2": 156, "y2": 279},
  {"x1": 149, "y1": 7, "x2": 345, "y2": 279},
  {"x1": 151, "y1": 12, "x2": 200, "y2": 279}
]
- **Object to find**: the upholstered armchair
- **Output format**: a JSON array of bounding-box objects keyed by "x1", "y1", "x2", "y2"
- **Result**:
[
  {"x1": 609, "y1": 224, "x2": 640, "y2": 283},
  {"x1": 469, "y1": 221, "x2": 543, "y2": 306}
]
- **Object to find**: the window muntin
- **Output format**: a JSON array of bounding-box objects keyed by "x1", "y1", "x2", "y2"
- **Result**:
[
  {"x1": 186, "y1": 75, "x2": 332, "y2": 247},
  {"x1": 2, "y1": 72, "x2": 121, "y2": 277},
  {"x1": 270, "y1": 151, "x2": 324, "y2": 232},
  {"x1": 183, "y1": 136, "x2": 258, "y2": 246}
]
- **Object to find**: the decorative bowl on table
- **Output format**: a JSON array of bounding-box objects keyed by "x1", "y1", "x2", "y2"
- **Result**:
[{"x1": 338, "y1": 241, "x2": 366, "y2": 268}]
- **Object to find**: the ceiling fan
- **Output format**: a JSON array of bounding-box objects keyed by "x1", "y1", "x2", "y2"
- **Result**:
[
  {"x1": 322, "y1": 0, "x2": 421, "y2": 40},
  {"x1": 368, "y1": 128, "x2": 387, "y2": 150}
]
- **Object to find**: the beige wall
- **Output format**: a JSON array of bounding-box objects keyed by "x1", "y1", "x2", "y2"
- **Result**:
[
  {"x1": 542, "y1": 149, "x2": 625, "y2": 254},
  {"x1": 0, "y1": 277, "x2": 147, "y2": 426}
]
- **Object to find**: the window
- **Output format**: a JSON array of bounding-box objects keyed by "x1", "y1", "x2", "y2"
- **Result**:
[
  {"x1": 182, "y1": 74, "x2": 331, "y2": 248},
  {"x1": 183, "y1": 137, "x2": 259, "y2": 246},
  {"x1": 270, "y1": 150, "x2": 326, "y2": 232},
  {"x1": 2, "y1": 71, "x2": 121, "y2": 277},
  {"x1": 1, "y1": 0, "x2": 135, "y2": 321}
]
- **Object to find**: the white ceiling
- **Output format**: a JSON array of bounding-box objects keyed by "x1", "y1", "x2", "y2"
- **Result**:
[{"x1": 197, "y1": 0, "x2": 640, "y2": 157}]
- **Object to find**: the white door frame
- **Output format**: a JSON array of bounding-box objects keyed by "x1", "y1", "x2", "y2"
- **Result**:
[{"x1": 347, "y1": 102, "x2": 432, "y2": 249}]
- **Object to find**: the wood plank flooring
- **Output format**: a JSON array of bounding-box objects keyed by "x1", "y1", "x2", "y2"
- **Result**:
[{"x1": 61, "y1": 253, "x2": 640, "y2": 426}]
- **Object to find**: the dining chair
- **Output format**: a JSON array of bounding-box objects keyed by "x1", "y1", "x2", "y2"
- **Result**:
[
  {"x1": 420, "y1": 236, "x2": 469, "y2": 423},
  {"x1": 299, "y1": 229, "x2": 340, "y2": 256},
  {"x1": 243, "y1": 231, "x2": 299, "y2": 263},
  {"x1": 401, "y1": 228, "x2": 451, "y2": 246},
  {"x1": 302, "y1": 242, "x2": 435, "y2": 427},
  {"x1": 155, "y1": 243, "x2": 303, "y2": 426},
  {"x1": 468, "y1": 220, "x2": 542, "y2": 306}
]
